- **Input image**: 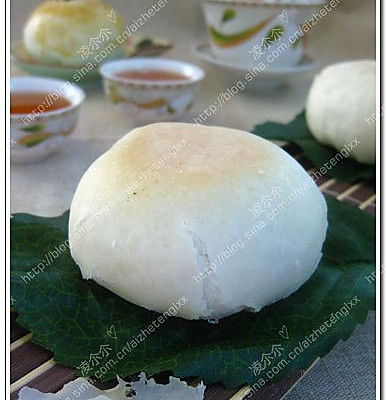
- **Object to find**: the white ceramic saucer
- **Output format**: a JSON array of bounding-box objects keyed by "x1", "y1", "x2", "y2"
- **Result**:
[{"x1": 192, "y1": 42, "x2": 316, "y2": 92}]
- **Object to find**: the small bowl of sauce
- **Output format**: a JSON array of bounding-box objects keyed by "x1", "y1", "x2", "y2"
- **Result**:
[
  {"x1": 114, "y1": 69, "x2": 189, "y2": 82},
  {"x1": 99, "y1": 58, "x2": 205, "y2": 122},
  {"x1": 11, "y1": 91, "x2": 72, "y2": 115},
  {"x1": 10, "y1": 76, "x2": 85, "y2": 163}
]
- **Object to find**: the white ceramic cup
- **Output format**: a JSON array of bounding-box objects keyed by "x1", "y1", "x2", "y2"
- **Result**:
[
  {"x1": 201, "y1": 0, "x2": 325, "y2": 68},
  {"x1": 99, "y1": 58, "x2": 205, "y2": 123},
  {"x1": 11, "y1": 76, "x2": 85, "y2": 163}
]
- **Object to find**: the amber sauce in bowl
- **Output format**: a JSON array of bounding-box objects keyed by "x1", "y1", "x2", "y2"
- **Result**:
[
  {"x1": 114, "y1": 69, "x2": 188, "y2": 82},
  {"x1": 10, "y1": 91, "x2": 71, "y2": 115}
]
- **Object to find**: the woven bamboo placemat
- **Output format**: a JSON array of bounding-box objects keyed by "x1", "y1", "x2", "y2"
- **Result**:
[{"x1": 10, "y1": 144, "x2": 375, "y2": 400}]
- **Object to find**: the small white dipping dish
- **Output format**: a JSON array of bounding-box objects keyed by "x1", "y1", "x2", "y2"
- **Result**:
[
  {"x1": 11, "y1": 76, "x2": 85, "y2": 163},
  {"x1": 99, "y1": 58, "x2": 205, "y2": 123}
]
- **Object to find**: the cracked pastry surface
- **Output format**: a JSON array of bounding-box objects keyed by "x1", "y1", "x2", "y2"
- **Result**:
[{"x1": 69, "y1": 122, "x2": 327, "y2": 320}]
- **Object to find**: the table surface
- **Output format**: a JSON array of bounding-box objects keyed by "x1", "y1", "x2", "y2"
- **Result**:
[{"x1": 10, "y1": 0, "x2": 376, "y2": 399}]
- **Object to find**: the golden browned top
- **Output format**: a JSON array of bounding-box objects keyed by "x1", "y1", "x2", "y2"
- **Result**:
[{"x1": 110, "y1": 122, "x2": 281, "y2": 178}]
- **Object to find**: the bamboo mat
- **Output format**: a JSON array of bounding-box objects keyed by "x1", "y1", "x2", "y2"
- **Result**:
[{"x1": 10, "y1": 145, "x2": 376, "y2": 400}]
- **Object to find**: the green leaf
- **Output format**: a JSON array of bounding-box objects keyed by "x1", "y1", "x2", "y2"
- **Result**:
[
  {"x1": 11, "y1": 197, "x2": 375, "y2": 388},
  {"x1": 291, "y1": 36, "x2": 302, "y2": 49},
  {"x1": 19, "y1": 133, "x2": 54, "y2": 147},
  {"x1": 263, "y1": 25, "x2": 284, "y2": 47},
  {"x1": 167, "y1": 105, "x2": 176, "y2": 114},
  {"x1": 136, "y1": 38, "x2": 153, "y2": 49},
  {"x1": 251, "y1": 111, "x2": 375, "y2": 183},
  {"x1": 21, "y1": 124, "x2": 44, "y2": 132},
  {"x1": 221, "y1": 9, "x2": 236, "y2": 24}
]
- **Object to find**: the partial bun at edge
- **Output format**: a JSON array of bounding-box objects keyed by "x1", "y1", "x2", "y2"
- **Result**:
[{"x1": 306, "y1": 60, "x2": 376, "y2": 164}]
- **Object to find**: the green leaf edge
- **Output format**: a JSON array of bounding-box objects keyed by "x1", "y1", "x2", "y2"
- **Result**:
[
  {"x1": 251, "y1": 110, "x2": 375, "y2": 183},
  {"x1": 11, "y1": 197, "x2": 375, "y2": 389}
]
